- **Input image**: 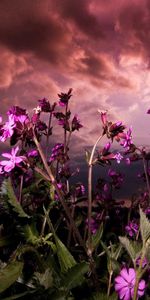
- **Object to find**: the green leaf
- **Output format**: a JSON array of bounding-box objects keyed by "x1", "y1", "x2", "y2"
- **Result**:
[
  {"x1": 0, "y1": 261, "x2": 24, "y2": 293},
  {"x1": 5, "y1": 178, "x2": 30, "y2": 220},
  {"x1": 61, "y1": 262, "x2": 89, "y2": 290},
  {"x1": 55, "y1": 236, "x2": 76, "y2": 273},
  {"x1": 92, "y1": 222, "x2": 103, "y2": 250},
  {"x1": 35, "y1": 268, "x2": 53, "y2": 289},
  {"x1": 119, "y1": 236, "x2": 136, "y2": 262},
  {"x1": 43, "y1": 206, "x2": 76, "y2": 273},
  {"x1": 140, "y1": 207, "x2": 150, "y2": 244}
]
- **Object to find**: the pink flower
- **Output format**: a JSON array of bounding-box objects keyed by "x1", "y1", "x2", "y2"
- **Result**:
[
  {"x1": 0, "y1": 115, "x2": 16, "y2": 142},
  {"x1": 114, "y1": 152, "x2": 123, "y2": 164},
  {"x1": 0, "y1": 146, "x2": 26, "y2": 172},
  {"x1": 115, "y1": 268, "x2": 145, "y2": 300}
]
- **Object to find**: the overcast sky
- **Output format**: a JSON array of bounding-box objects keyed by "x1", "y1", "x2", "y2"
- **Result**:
[{"x1": 0, "y1": 0, "x2": 150, "y2": 154}]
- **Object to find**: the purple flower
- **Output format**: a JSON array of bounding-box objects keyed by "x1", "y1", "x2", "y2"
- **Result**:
[
  {"x1": 120, "y1": 127, "x2": 133, "y2": 150},
  {"x1": 115, "y1": 268, "x2": 146, "y2": 300},
  {"x1": 99, "y1": 111, "x2": 126, "y2": 141},
  {"x1": 49, "y1": 143, "x2": 69, "y2": 164},
  {"x1": 7, "y1": 106, "x2": 27, "y2": 117},
  {"x1": 58, "y1": 88, "x2": 72, "y2": 106},
  {"x1": 38, "y1": 98, "x2": 57, "y2": 113},
  {"x1": 125, "y1": 221, "x2": 138, "y2": 237},
  {"x1": 27, "y1": 149, "x2": 38, "y2": 157},
  {"x1": 0, "y1": 115, "x2": 16, "y2": 142},
  {"x1": 147, "y1": 109, "x2": 150, "y2": 114},
  {"x1": 114, "y1": 152, "x2": 123, "y2": 164},
  {"x1": 71, "y1": 115, "x2": 83, "y2": 131},
  {"x1": 0, "y1": 146, "x2": 26, "y2": 172}
]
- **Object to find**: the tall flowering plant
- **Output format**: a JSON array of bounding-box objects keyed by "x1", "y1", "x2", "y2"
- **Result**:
[{"x1": 0, "y1": 90, "x2": 150, "y2": 299}]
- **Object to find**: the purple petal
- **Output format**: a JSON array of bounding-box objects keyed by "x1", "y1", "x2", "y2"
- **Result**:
[
  {"x1": 1, "y1": 153, "x2": 11, "y2": 158},
  {"x1": 120, "y1": 268, "x2": 131, "y2": 282},
  {"x1": 15, "y1": 157, "x2": 24, "y2": 164},
  {"x1": 115, "y1": 275, "x2": 127, "y2": 285},
  {"x1": 138, "y1": 279, "x2": 146, "y2": 296},
  {"x1": 119, "y1": 286, "x2": 129, "y2": 299},
  {"x1": 12, "y1": 146, "x2": 19, "y2": 156},
  {"x1": 128, "y1": 268, "x2": 136, "y2": 281},
  {"x1": 115, "y1": 282, "x2": 127, "y2": 292},
  {"x1": 4, "y1": 162, "x2": 14, "y2": 172},
  {"x1": 0, "y1": 160, "x2": 11, "y2": 166}
]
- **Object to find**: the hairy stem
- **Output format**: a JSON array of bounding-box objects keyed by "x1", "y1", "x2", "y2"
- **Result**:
[
  {"x1": 87, "y1": 134, "x2": 103, "y2": 256},
  {"x1": 107, "y1": 270, "x2": 113, "y2": 297}
]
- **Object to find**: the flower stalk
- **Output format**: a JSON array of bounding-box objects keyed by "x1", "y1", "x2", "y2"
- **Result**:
[{"x1": 87, "y1": 134, "x2": 103, "y2": 256}]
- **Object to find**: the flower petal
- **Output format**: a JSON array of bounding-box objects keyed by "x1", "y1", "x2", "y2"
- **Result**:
[{"x1": 1, "y1": 153, "x2": 11, "y2": 158}]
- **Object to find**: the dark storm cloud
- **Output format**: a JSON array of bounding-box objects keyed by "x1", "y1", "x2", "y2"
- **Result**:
[
  {"x1": 50, "y1": 0, "x2": 104, "y2": 39},
  {"x1": 0, "y1": 0, "x2": 71, "y2": 64}
]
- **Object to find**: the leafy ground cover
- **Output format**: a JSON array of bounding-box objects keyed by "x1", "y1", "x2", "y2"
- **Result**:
[{"x1": 0, "y1": 90, "x2": 150, "y2": 299}]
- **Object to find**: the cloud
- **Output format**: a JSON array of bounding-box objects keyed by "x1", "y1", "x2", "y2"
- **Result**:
[{"x1": 0, "y1": 0, "x2": 150, "y2": 150}]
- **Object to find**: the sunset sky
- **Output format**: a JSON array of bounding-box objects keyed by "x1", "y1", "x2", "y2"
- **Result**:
[{"x1": 0, "y1": 0, "x2": 150, "y2": 156}]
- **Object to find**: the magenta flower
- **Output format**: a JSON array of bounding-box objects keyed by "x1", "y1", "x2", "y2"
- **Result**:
[
  {"x1": 71, "y1": 115, "x2": 83, "y2": 131},
  {"x1": 120, "y1": 127, "x2": 133, "y2": 150},
  {"x1": 125, "y1": 220, "x2": 138, "y2": 237},
  {"x1": 114, "y1": 152, "x2": 123, "y2": 164},
  {"x1": 58, "y1": 88, "x2": 72, "y2": 106},
  {"x1": 115, "y1": 268, "x2": 145, "y2": 300},
  {"x1": 0, "y1": 115, "x2": 16, "y2": 142},
  {"x1": 0, "y1": 146, "x2": 26, "y2": 172}
]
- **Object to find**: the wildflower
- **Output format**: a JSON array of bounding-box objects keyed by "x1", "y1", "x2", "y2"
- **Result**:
[
  {"x1": 120, "y1": 127, "x2": 133, "y2": 150},
  {"x1": 99, "y1": 111, "x2": 126, "y2": 141},
  {"x1": 0, "y1": 114, "x2": 16, "y2": 142},
  {"x1": 38, "y1": 98, "x2": 57, "y2": 113},
  {"x1": 27, "y1": 149, "x2": 38, "y2": 157},
  {"x1": 58, "y1": 88, "x2": 72, "y2": 106},
  {"x1": 7, "y1": 106, "x2": 27, "y2": 117},
  {"x1": 97, "y1": 142, "x2": 115, "y2": 165},
  {"x1": 115, "y1": 268, "x2": 146, "y2": 300},
  {"x1": 0, "y1": 146, "x2": 26, "y2": 172},
  {"x1": 71, "y1": 115, "x2": 83, "y2": 131},
  {"x1": 125, "y1": 220, "x2": 138, "y2": 237},
  {"x1": 114, "y1": 152, "x2": 123, "y2": 164},
  {"x1": 49, "y1": 143, "x2": 69, "y2": 164}
]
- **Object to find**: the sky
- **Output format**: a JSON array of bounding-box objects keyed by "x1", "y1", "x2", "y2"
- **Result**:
[{"x1": 0, "y1": 0, "x2": 150, "y2": 157}]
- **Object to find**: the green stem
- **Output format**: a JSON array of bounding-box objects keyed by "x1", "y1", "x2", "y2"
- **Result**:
[
  {"x1": 33, "y1": 130, "x2": 86, "y2": 251},
  {"x1": 87, "y1": 134, "x2": 103, "y2": 257},
  {"x1": 133, "y1": 249, "x2": 146, "y2": 300},
  {"x1": 107, "y1": 270, "x2": 113, "y2": 297}
]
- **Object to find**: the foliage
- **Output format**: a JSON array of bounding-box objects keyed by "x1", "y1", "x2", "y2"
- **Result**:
[{"x1": 0, "y1": 90, "x2": 150, "y2": 299}]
